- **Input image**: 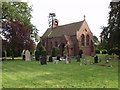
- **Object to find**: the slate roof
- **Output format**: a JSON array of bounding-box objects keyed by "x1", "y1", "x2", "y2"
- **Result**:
[{"x1": 42, "y1": 20, "x2": 84, "y2": 38}]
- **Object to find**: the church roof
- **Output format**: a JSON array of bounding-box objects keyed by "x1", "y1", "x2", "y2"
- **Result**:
[{"x1": 42, "y1": 20, "x2": 84, "y2": 38}]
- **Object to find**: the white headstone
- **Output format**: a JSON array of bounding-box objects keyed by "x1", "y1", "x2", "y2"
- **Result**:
[
  {"x1": 53, "y1": 60, "x2": 59, "y2": 64},
  {"x1": 25, "y1": 50, "x2": 31, "y2": 61}
]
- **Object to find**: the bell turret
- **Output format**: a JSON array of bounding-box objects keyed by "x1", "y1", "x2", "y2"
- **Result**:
[{"x1": 53, "y1": 18, "x2": 59, "y2": 28}]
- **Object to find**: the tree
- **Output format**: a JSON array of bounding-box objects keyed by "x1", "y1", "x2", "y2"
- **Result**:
[
  {"x1": 1, "y1": 2, "x2": 38, "y2": 39},
  {"x1": 100, "y1": 1, "x2": 120, "y2": 49},
  {"x1": 1, "y1": 2, "x2": 32, "y2": 28},
  {"x1": 52, "y1": 47, "x2": 60, "y2": 57},
  {"x1": 35, "y1": 46, "x2": 46, "y2": 61},
  {"x1": 93, "y1": 35, "x2": 99, "y2": 45},
  {"x1": 0, "y1": 2, "x2": 36, "y2": 59},
  {"x1": 2, "y1": 20, "x2": 35, "y2": 59},
  {"x1": 78, "y1": 49, "x2": 83, "y2": 58}
]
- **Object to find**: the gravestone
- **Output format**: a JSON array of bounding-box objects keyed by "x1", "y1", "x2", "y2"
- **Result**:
[
  {"x1": 106, "y1": 60, "x2": 109, "y2": 63},
  {"x1": 56, "y1": 56, "x2": 60, "y2": 61},
  {"x1": 40, "y1": 56, "x2": 47, "y2": 65},
  {"x1": 94, "y1": 55, "x2": 98, "y2": 63},
  {"x1": 65, "y1": 56, "x2": 71, "y2": 64},
  {"x1": 25, "y1": 50, "x2": 31, "y2": 61},
  {"x1": 77, "y1": 55, "x2": 80, "y2": 62},
  {"x1": 53, "y1": 60, "x2": 59, "y2": 64},
  {"x1": 48, "y1": 56, "x2": 53, "y2": 62}
]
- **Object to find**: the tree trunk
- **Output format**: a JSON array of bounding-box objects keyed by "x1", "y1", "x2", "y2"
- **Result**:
[
  {"x1": 11, "y1": 50, "x2": 14, "y2": 60},
  {"x1": 12, "y1": 54, "x2": 14, "y2": 60}
]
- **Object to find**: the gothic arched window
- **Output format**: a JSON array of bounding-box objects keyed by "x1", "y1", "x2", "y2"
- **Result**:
[
  {"x1": 81, "y1": 34, "x2": 85, "y2": 46},
  {"x1": 86, "y1": 35, "x2": 90, "y2": 46}
]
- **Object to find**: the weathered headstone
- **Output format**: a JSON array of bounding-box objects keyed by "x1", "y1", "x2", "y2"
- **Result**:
[
  {"x1": 25, "y1": 50, "x2": 31, "y2": 61},
  {"x1": 77, "y1": 55, "x2": 80, "y2": 62},
  {"x1": 94, "y1": 55, "x2": 98, "y2": 63},
  {"x1": 57, "y1": 56, "x2": 60, "y2": 61},
  {"x1": 65, "y1": 56, "x2": 71, "y2": 64},
  {"x1": 40, "y1": 56, "x2": 47, "y2": 65},
  {"x1": 53, "y1": 60, "x2": 59, "y2": 64},
  {"x1": 48, "y1": 56, "x2": 53, "y2": 62},
  {"x1": 106, "y1": 60, "x2": 109, "y2": 64}
]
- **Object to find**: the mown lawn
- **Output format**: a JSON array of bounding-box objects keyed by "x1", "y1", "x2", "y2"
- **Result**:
[{"x1": 2, "y1": 54, "x2": 119, "y2": 88}]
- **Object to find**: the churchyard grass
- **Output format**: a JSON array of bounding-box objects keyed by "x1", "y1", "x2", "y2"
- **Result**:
[{"x1": 2, "y1": 54, "x2": 118, "y2": 88}]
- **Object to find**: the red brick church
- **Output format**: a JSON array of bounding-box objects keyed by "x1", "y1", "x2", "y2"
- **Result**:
[{"x1": 41, "y1": 19, "x2": 95, "y2": 56}]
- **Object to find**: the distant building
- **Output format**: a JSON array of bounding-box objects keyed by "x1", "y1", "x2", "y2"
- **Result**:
[{"x1": 41, "y1": 19, "x2": 95, "y2": 56}]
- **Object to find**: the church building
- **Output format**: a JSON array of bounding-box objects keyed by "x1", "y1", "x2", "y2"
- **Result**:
[{"x1": 41, "y1": 18, "x2": 95, "y2": 56}]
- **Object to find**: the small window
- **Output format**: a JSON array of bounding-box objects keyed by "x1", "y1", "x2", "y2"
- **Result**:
[{"x1": 83, "y1": 29, "x2": 87, "y2": 32}]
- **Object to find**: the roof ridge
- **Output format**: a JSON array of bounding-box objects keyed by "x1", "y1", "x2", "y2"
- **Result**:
[
  {"x1": 46, "y1": 20, "x2": 84, "y2": 30},
  {"x1": 55, "y1": 20, "x2": 84, "y2": 28}
]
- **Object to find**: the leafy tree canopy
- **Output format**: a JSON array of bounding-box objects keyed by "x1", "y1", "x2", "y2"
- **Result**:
[
  {"x1": 0, "y1": 2, "x2": 38, "y2": 59},
  {"x1": 100, "y1": 1, "x2": 120, "y2": 49}
]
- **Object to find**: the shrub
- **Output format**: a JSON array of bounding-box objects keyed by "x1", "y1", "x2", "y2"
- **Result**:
[
  {"x1": 38, "y1": 46, "x2": 46, "y2": 55},
  {"x1": 14, "y1": 50, "x2": 22, "y2": 57},
  {"x1": 35, "y1": 46, "x2": 46, "y2": 61},
  {"x1": 108, "y1": 49, "x2": 114, "y2": 55},
  {"x1": 96, "y1": 49, "x2": 100, "y2": 54},
  {"x1": 102, "y1": 49, "x2": 107, "y2": 54},
  {"x1": 115, "y1": 49, "x2": 120, "y2": 55},
  {"x1": 6, "y1": 49, "x2": 12, "y2": 57},
  {"x1": 2, "y1": 50, "x2": 5, "y2": 57},
  {"x1": 35, "y1": 50, "x2": 39, "y2": 61},
  {"x1": 52, "y1": 47, "x2": 60, "y2": 57},
  {"x1": 41, "y1": 50, "x2": 47, "y2": 56},
  {"x1": 78, "y1": 49, "x2": 83, "y2": 55},
  {"x1": 108, "y1": 48, "x2": 120, "y2": 55}
]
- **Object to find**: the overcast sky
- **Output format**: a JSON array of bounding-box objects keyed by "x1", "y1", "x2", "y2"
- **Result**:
[{"x1": 22, "y1": 0, "x2": 111, "y2": 39}]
